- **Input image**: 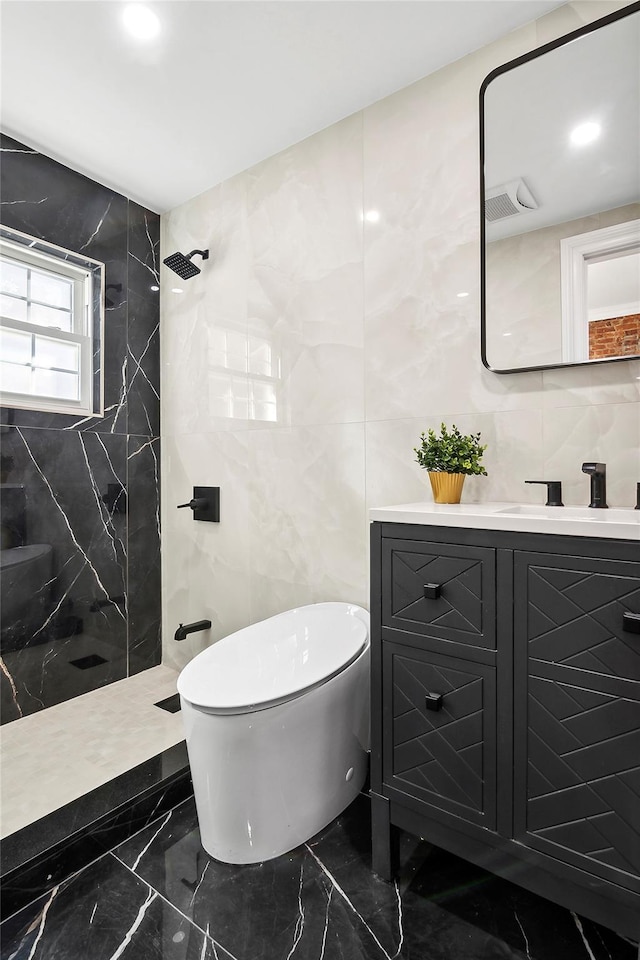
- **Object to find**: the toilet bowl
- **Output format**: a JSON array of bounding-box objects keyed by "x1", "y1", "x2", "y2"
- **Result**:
[{"x1": 177, "y1": 601, "x2": 370, "y2": 864}]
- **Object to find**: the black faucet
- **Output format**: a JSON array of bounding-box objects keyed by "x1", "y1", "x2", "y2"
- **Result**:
[
  {"x1": 525, "y1": 480, "x2": 563, "y2": 506},
  {"x1": 582, "y1": 462, "x2": 608, "y2": 509},
  {"x1": 174, "y1": 620, "x2": 212, "y2": 642}
]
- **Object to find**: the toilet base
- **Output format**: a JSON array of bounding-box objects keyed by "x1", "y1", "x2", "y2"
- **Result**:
[{"x1": 180, "y1": 644, "x2": 369, "y2": 864}]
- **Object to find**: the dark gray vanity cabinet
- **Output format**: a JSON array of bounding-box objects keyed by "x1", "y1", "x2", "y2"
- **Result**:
[{"x1": 370, "y1": 522, "x2": 640, "y2": 940}]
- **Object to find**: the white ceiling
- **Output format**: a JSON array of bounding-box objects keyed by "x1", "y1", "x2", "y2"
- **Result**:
[{"x1": 1, "y1": 0, "x2": 564, "y2": 213}]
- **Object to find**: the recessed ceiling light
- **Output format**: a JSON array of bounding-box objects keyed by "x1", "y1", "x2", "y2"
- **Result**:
[
  {"x1": 364, "y1": 210, "x2": 380, "y2": 223},
  {"x1": 456, "y1": 292, "x2": 469, "y2": 298},
  {"x1": 150, "y1": 284, "x2": 160, "y2": 292},
  {"x1": 171, "y1": 287, "x2": 184, "y2": 294},
  {"x1": 570, "y1": 121, "x2": 601, "y2": 147},
  {"x1": 122, "y1": 4, "x2": 161, "y2": 41}
]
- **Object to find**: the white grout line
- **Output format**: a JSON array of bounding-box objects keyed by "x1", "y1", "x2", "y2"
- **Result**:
[{"x1": 111, "y1": 853, "x2": 240, "y2": 960}]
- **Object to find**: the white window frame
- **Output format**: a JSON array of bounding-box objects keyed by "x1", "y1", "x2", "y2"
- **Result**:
[
  {"x1": 0, "y1": 230, "x2": 105, "y2": 416},
  {"x1": 560, "y1": 219, "x2": 640, "y2": 363}
]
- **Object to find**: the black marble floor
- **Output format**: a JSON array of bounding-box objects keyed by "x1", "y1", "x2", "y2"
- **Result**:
[{"x1": 1, "y1": 793, "x2": 636, "y2": 960}]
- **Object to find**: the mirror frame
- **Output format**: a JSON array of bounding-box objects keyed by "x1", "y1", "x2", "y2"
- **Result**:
[{"x1": 479, "y1": 1, "x2": 640, "y2": 375}]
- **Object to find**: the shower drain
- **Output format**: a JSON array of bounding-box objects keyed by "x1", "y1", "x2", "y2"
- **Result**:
[
  {"x1": 69, "y1": 654, "x2": 108, "y2": 670},
  {"x1": 155, "y1": 694, "x2": 181, "y2": 714}
]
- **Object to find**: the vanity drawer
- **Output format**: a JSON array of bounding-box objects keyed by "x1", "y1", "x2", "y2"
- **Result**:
[
  {"x1": 381, "y1": 538, "x2": 496, "y2": 648},
  {"x1": 382, "y1": 643, "x2": 497, "y2": 829},
  {"x1": 514, "y1": 552, "x2": 640, "y2": 682}
]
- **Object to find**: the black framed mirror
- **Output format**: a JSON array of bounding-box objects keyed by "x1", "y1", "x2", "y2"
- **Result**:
[{"x1": 480, "y1": 2, "x2": 640, "y2": 374}]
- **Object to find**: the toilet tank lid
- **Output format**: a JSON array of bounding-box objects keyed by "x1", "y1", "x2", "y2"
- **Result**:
[{"x1": 177, "y1": 602, "x2": 369, "y2": 713}]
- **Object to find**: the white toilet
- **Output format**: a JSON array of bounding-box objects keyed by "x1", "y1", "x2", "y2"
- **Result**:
[{"x1": 177, "y1": 601, "x2": 370, "y2": 864}]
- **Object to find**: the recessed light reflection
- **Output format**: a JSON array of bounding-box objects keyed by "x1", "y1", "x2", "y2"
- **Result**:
[
  {"x1": 456, "y1": 292, "x2": 469, "y2": 299},
  {"x1": 150, "y1": 284, "x2": 160, "y2": 292},
  {"x1": 503, "y1": 332, "x2": 512, "y2": 337},
  {"x1": 570, "y1": 121, "x2": 601, "y2": 146},
  {"x1": 122, "y1": 4, "x2": 161, "y2": 41},
  {"x1": 364, "y1": 210, "x2": 380, "y2": 223},
  {"x1": 171, "y1": 287, "x2": 184, "y2": 294}
]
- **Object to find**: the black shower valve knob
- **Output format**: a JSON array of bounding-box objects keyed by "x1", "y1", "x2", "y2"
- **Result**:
[
  {"x1": 177, "y1": 498, "x2": 208, "y2": 511},
  {"x1": 177, "y1": 486, "x2": 220, "y2": 522}
]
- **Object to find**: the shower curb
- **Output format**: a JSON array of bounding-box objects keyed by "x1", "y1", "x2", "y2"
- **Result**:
[{"x1": 0, "y1": 742, "x2": 192, "y2": 921}]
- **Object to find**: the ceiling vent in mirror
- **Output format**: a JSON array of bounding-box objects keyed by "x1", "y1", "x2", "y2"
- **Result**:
[{"x1": 485, "y1": 178, "x2": 538, "y2": 222}]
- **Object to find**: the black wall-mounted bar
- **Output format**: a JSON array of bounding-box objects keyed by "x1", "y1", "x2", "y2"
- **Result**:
[{"x1": 174, "y1": 620, "x2": 212, "y2": 642}]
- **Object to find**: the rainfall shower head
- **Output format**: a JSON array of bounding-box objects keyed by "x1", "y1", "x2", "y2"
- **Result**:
[{"x1": 163, "y1": 248, "x2": 209, "y2": 279}]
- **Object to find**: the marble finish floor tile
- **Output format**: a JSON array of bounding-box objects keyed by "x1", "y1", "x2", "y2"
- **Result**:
[
  {"x1": 0, "y1": 666, "x2": 183, "y2": 838},
  {"x1": 110, "y1": 793, "x2": 634, "y2": 960},
  {"x1": 0, "y1": 853, "x2": 226, "y2": 960},
  {"x1": 2, "y1": 793, "x2": 635, "y2": 960}
]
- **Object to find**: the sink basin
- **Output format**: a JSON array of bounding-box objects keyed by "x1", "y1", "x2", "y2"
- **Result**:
[{"x1": 496, "y1": 505, "x2": 639, "y2": 523}]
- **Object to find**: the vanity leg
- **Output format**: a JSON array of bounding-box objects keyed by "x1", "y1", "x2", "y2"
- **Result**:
[{"x1": 371, "y1": 791, "x2": 399, "y2": 881}]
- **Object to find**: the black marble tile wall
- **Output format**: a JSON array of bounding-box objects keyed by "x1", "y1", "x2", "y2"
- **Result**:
[
  {"x1": 127, "y1": 202, "x2": 161, "y2": 439},
  {"x1": 127, "y1": 435, "x2": 161, "y2": 676},
  {"x1": 0, "y1": 133, "x2": 161, "y2": 723}
]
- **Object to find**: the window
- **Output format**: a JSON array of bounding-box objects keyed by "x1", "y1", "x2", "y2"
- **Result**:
[{"x1": 0, "y1": 227, "x2": 104, "y2": 416}]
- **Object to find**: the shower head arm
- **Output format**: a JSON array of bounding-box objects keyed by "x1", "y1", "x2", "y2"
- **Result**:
[{"x1": 186, "y1": 249, "x2": 209, "y2": 262}]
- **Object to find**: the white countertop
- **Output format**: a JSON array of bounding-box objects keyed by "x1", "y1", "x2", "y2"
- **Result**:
[{"x1": 369, "y1": 501, "x2": 640, "y2": 541}]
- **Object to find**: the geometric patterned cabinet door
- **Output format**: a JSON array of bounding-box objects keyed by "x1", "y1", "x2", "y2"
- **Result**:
[
  {"x1": 515, "y1": 552, "x2": 640, "y2": 681},
  {"x1": 514, "y1": 674, "x2": 640, "y2": 892},
  {"x1": 383, "y1": 644, "x2": 496, "y2": 830},
  {"x1": 382, "y1": 539, "x2": 496, "y2": 648},
  {"x1": 513, "y1": 551, "x2": 640, "y2": 894}
]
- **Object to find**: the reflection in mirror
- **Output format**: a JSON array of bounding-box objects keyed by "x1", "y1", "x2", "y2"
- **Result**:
[{"x1": 481, "y1": 5, "x2": 640, "y2": 373}]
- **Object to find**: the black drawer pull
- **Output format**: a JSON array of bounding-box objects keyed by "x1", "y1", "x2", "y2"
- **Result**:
[
  {"x1": 623, "y1": 612, "x2": 640, "y2": 634},
  {"x1": 425, "y1": 692, "x2": 443, "y2": 711},
  {"x1": 423, "y1": 583, "x2": 441, "y2": 600}
]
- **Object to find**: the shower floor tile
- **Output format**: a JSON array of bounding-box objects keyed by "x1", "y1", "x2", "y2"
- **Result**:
[
  {"x1": 0, "y1": 665, "x2": 184, "y2": 838},
  {"x1": 1, "y1": 793, "x2": 635, "y2": 960}
]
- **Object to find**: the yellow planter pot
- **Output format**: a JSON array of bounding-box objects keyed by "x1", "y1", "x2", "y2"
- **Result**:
[{"x1": 428, "y1": 472, "x2": 466, "y2": 504}]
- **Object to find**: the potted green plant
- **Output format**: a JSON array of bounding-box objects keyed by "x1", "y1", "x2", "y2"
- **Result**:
[{"x1": 414, "y1": 423, "x2": 487, "y2": 503}]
